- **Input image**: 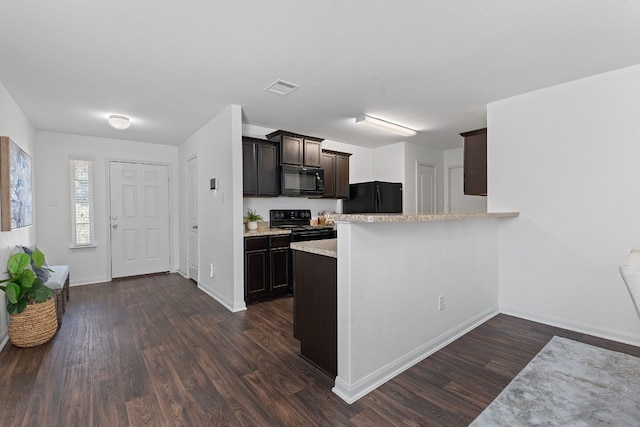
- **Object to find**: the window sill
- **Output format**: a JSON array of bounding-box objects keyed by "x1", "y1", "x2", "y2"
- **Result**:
[{"x1": 70, "y1": 244, "x2": 97, "y2": 249}]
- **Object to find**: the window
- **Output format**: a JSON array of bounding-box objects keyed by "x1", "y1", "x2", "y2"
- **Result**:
[{"x1": 69, "y1": 158, "x2": 95, "y2": 247}]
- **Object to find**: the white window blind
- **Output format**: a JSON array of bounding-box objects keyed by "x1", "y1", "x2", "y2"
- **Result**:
[{"x1": 69, "y1": 157, "x2": 95, "y2": 247}]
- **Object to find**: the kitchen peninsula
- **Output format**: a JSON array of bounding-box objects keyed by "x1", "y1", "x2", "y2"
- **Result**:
[
  {"x1": 291, "y1": 238, "x2": 338, "y2": 377},
  {"x1": 313, "y1": 211, "x2": 519, "y2": 404}
]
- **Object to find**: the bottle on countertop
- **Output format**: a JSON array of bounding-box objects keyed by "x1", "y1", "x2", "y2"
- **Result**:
[{"x1": 318, "y1": 211, "x2": 325, "y2": 226}]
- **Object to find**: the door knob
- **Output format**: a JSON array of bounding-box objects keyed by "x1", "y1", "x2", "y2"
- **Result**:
[
  {"x1": 192, "y1": 225, "x2": 198, "y2": 229},
  {"x1": 112, "y1": 224, "x2": 118, "y2": 229}
]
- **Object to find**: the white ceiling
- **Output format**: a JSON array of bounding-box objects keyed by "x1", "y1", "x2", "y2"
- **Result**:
[{"x1": 1, "y1": 1, "x2": 639, "y2": 150}]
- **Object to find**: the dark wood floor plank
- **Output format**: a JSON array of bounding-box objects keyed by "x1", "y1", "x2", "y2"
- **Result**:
[
  {"x1": 1, "y1": 273, "x2": 639, "y2": 427},
  {"x1": 125, "y1": 394, "x2": 167, "y2": 427},
  {"x1": 93, "y1": 377, "x2": 129, "y2": 427},
  {"x1": 141, "y1": 344, "x2": 207, "y2": 426}
]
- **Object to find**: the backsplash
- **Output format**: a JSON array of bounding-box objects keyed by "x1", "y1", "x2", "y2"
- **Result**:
[{"x1": 243, "y1": 197, "x2": 341, "y2": 226}]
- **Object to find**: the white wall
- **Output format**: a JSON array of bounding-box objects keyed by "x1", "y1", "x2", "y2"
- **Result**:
[
  {"x1": 370, "y1": 142, "x2": 446, "y2": 214},
  {"x1": 0, "y1": 81, "x2": 37, "y2": 348},
  {"x1": 333, "y1": 218, "x2": 502, "y2": 402},
  {"x1": 179, "y1": 105, "x2": 245, "y2": 311},
  {"x1": 489, "y1": 64, "x2": 640, "y2": 345},
  {"x1": 372, "y1": 142, "x2": 404, "y2": 183},
  {"x1": 404, "y1": 142, "x2": 445, "y2": 213},
  {"x1": 444, "y1": 147, "x2": 487, "y2": 213},
  {"x1": 34, "y1": 131, "x2": 180, "y2": 285}
]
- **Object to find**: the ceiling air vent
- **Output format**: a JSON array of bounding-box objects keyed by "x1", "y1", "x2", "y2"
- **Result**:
[{"x1": 264, "y1": 79, "x2": 300, "y2": 96}]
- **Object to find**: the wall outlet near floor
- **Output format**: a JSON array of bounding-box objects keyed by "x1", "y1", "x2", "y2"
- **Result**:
[
  {"x1": 438, "y1": 295, "x2": 445, "y2": 311},
  {"x1": 210, "y1": 263, "x2": 214, "y2": 278}
]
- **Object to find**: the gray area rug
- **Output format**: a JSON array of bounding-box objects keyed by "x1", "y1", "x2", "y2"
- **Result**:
[{"x1": 470, "y1": 336, "x2": 640, "y2": 426}]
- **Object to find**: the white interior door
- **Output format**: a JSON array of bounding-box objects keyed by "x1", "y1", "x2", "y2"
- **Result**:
[
  {"x1": 110, "y1": 161, "x2": 170, "y2": 278},
  {"x1": 448, "y1": 166, "x2": 487, "y2": 213},
  {"x1": 187, "y1": 156, "x2": 198, "y2": 281},
  {"x1": 417, "y1": 163, "x2": 436, "y2": 214}
]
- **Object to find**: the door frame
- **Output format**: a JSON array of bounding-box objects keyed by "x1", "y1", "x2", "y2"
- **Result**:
[
  {"x1": 105, "y1": 158, "x2": 174, "y2": 280},
  {"x1": 415, "y1": 161, "x2": 437, "y2": 214},
  {"x1": 186, "y1": 154, "x2": 198, "y2": 282}
]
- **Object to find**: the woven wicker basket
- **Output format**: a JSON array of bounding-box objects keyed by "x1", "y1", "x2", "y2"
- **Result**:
[{"x1": 8, "y1": 297, "x2": 58, "y2": 348}]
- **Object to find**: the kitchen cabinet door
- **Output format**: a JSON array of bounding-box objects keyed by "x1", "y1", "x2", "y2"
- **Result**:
[
  {"x1": 321, "y1": 150, "x2": 351, "y2": 199},
  {"x1": 270, "y1": 247, "x2": 290, "y2": 291},
  {"x1": 303, "y1": 139, "x2": 322, "y2": 168},
  {"x1": 335, "y1": 153, "x2": 350, "y2": 199},
  {"x1": 270, "y1": 235, "x2": 291, "y2": 292},
  {"x1": 257, "y1": 143, "x2": 278, "y2": 196},
  {"x1": 245, "y1": 236, "x2": 269, "y2": 300},
  {"x1": 242, "y1": 140, "x2": 258, "y2": 196},
  {"x1": 321, "y1": 152, "x2": 336, "y2": 198},
  {"x1": 281, "y1": 135, "x2": 303, "y2": 166},
  {"x1": 461, "y1": 128, "x2": 487, "y2": 196},
  {"x1": 242, "y1": 137, "x2": 279, "y2": 197}
]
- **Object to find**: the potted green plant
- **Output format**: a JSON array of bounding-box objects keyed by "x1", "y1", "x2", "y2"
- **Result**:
[
  {"x1": 0, "y1": 250, "x2": 57, "y2": 347},
  {"x1": 244, "y1": 209, "x2": 263, "y2": 231}
]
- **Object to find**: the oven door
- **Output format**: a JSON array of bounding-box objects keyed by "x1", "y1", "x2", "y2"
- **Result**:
[{"x1": 281, "y1": 166, "x2": 324, "y2": 197}]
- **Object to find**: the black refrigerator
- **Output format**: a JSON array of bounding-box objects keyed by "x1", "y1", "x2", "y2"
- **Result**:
[{"x1": 342, "y1": 181, "x2": 403, "y2": 214}]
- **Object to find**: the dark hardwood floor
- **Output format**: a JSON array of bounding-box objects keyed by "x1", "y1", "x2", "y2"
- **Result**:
[{"x1": 1, "y1": 274, "x2": 639, "y2": 426}]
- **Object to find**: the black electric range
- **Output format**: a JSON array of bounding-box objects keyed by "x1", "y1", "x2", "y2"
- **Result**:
[{"x1": 269, "y1": 209, "x2": 337, "y2": 242}]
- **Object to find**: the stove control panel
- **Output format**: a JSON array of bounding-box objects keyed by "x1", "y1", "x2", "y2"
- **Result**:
[{"x1": 270, "y1": 209, "x2": 312, "y2": 222}]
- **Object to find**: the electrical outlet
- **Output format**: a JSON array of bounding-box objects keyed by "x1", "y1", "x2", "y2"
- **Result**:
[
  {"x1": 210, "y1": 263, "x2": 214, "y2": 278},
  {"x1": 438, "y1": 295, "x2": 445, "y2": 311}
]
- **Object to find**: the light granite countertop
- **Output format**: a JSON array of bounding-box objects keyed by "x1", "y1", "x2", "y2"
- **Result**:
[
  {"x1": 326, "y1": 211, "x2": 519, "y2": 223},
  {"x1": 290, "y1": 238, "x2": 337, "y2": 258},
  {"x1": 243, "y1": 229, "x2": 291, "y2": 238}
]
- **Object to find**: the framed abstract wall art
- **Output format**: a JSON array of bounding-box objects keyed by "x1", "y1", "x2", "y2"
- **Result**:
[{"x1": 0, "y1": 136, "x2": 33, "y2": 231}]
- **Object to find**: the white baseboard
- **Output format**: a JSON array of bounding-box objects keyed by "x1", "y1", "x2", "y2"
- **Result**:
[
  {"x1": 70, "y1": 270, "x2": 182, "y2": 287},
  {"x1": 70, "y1": 276, "x2": 110, "y2": 286},
  {"x1": 332, "y1": 306, "x2": 499, "y2": 404},
  {"x1": 197, "y1": 284, "x2": 247, "y2": 313},
  {"x1": 500, "y1": 307, "x2": 640, "y2": 347}
]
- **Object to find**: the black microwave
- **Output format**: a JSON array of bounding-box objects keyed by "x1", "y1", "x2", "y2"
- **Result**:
[{"x1": 280, "y1": 165, "x2": 324, "y2": 197}]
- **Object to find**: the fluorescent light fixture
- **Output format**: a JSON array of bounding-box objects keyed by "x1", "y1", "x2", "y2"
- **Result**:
[
  {"x1": 356, "y1": 114, "x2": 416, "y2": 137},
  {"x1": 108, "y1": 114, "x2": 131, "y2": 130}
]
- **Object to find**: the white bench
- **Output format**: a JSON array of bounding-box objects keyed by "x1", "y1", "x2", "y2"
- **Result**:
[{"x1": 46, "y1": 265, "x2": 70, "y2": 325}]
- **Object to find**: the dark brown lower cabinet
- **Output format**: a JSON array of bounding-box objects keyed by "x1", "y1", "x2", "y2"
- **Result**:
[
  {"x1": 293, "y1": 250, "x2": 337, "y2": 378},
  {"x1": 244, "y1": 235, "x2": 291, "y2": 303}
]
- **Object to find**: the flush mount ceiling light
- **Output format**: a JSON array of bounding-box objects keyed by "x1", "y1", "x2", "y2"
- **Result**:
[
  {"x1": 264, "y1": 79, "x2": 300, "y2": 96},
  {"x1": 356, "y1": 114, "x2": 417, "y2": 137},
  {"x1": 108, "y1": 114, "x2": 131, "y2": 130}
]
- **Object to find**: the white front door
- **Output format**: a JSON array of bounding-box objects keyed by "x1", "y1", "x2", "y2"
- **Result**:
[
  {"x1": 417, "y1": 163, "x2": 436, "y2": 214},
  {"x1": 110, "y1": 161, "x2": 171, "y2": 278},
  {"x1": 448, "y1": 166, "x2": 487, "y2": 213},
  {"x1": 187, "y1": 156, "x2": 198, "y2": 281}
]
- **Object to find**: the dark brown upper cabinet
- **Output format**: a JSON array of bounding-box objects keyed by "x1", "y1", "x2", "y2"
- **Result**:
[
  {"x1": 266, "y1": 130, "x2": 323, "y2": 168},
  {"x1": 460, "y1": 128, "x2": 487, "y2": 196},
  {"x1": 321, "y1": 150, "x2": 351, "y2": 199},
  {"x1": 242, "y1": 137, "x2": 279, "y2": 197}
]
